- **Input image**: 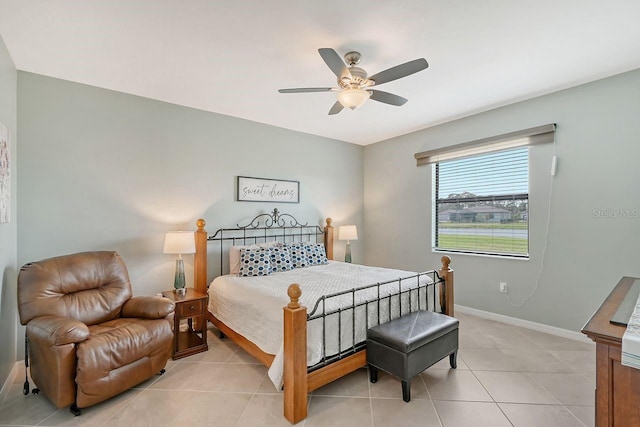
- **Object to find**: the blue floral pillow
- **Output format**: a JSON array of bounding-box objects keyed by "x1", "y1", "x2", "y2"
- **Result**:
[
  {"x1": 269, "y1": 246, "x2": 294, "y2": 272},
  {"x1": 285, "y1": 242, "x2": 308, "y2": 268},
  {"x1": 306, "y1": 242, "x2": 328, "y2": 266},
  {"x1": 238, "y1": 248, "x2": 271, "y2": 276}
]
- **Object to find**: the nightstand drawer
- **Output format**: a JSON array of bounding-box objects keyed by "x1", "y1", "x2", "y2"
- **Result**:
[{"x1": 179, "y1": 299, "x2": 203, "y2": 317}]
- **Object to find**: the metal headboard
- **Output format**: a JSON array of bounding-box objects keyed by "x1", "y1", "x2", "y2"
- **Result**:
[{"x1": 207, "y1": 208, "x2": 325, "y2": 276}]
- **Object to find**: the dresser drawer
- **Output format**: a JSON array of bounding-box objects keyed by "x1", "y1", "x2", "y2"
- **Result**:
[{"x1": 179, "y1": 299, "x2": 203, "y2": 317}]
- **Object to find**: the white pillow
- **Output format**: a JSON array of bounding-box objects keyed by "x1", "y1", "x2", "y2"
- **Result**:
[
  {"x1": 258, "y1": 241, "x2": 281, "y2": 249},
  {"x1": 229, "y1": 241, "x2": 281, "y2": 274}
]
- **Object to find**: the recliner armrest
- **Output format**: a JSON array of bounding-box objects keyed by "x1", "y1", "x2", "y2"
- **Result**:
[
  {"x1": 27, "y1": 315, "x2": 90, "y2": 346},
  {"x1": 122, "y1": 296, "x2": 175, "y2": 319}
]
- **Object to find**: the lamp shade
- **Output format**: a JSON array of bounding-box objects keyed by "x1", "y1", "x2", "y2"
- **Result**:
[
  {"x1": 338, "y1": 225, "x2": 358, "y2": 241},
  {"x1": 337, "y1": 88, "x2": 370, "y2": 110},
  {"x1": 163, "y1": 231, "x2": 196, "y2": 254}
]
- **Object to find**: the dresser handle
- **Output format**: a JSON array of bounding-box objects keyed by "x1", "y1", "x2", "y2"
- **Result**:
[{"x1": 189, "y1": 305, "x2": 195, "y2": 310}]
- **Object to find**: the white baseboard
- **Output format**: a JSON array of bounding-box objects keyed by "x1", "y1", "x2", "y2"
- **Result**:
[
  {"x1": 455, "y1": 304, "x2": 594, "y2": 345},
  {"x1": 0, "y1": 362, "x2": 20, "y2": 408}
]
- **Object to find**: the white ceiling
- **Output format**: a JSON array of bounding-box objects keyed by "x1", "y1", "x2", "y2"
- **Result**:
[{"x1": 1, "y1": 1, "x2": 640, "y2": 145}]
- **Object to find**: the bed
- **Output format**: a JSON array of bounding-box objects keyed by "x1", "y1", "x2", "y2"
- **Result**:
[{"x1": 193, "y1": 209, "x2": 454, "y2": 424}]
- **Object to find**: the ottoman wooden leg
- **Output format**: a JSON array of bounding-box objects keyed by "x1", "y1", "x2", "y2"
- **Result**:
[
  {"x1": 368, "y1": 365, "x2": 378, "y2": 383},
  {"x1": 402, "y1": 379, "x2": 411, "y2": 402},
  {"x1": 449, "y1": 350, "x2": 458, "y2": 369}
]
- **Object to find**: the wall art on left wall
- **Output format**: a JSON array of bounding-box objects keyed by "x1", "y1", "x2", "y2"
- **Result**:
[{"x1": 0, "y1": 120, "x2": 10, "y2": 223}]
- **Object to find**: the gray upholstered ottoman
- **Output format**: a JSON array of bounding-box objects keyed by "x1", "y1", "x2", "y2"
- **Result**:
[{"x1": 366, "y1": 310, "x2": 459, "y2": 402}]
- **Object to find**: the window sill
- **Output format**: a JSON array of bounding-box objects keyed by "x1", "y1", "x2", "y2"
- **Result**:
[{"x1": 433, "y1": 249, "x2": 529, "y2": 261}]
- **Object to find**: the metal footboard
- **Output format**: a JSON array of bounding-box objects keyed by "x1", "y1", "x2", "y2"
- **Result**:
[{"x1": 306, "y1": 270, "x2": 445, "y2": 372}]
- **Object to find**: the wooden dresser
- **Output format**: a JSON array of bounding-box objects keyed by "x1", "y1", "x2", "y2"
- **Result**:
[{"x1": 582, "y1": 276, "x2": 640, "y2": 426}]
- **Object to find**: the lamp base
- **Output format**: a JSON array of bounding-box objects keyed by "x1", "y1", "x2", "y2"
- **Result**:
[
  {"x1": 345, "y1": 242, "x2": 352, "y2": 263},
  {"x1": 174, "y1": 258, "x2": 186, "y2": 294}
]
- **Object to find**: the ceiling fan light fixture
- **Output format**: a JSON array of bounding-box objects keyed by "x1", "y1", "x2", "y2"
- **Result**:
[
  {"x1": 337, "y1": 88, "x2": 370, "y2": 110},
  {"x1": 279, "y1": 48, "x2": 428, "y2": 115}
]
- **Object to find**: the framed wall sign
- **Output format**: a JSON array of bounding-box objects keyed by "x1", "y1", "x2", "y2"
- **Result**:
[{"x1": 237, "y1": 176, "x2": 299, "y2": 203}]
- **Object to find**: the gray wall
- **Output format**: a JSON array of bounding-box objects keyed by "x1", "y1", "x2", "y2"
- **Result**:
[
  {"x1": 364, "y1": 68, "x2": 640, "y2": 332},
  {"x1": 0, "y1": 35, "x2": 17, "y2": 388},
  {"x1": 16, "y1": 65, "x2": 640, "y2": 359},
  {"x1": 17, "y1": 72, "x2": 364, "y2": 354}
]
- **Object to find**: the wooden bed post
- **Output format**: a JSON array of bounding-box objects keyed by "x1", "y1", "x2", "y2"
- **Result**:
[
  {"x1": 324, "y1": 218, "x2": 334, "y2": 261},
  {"x1": 194, "y1": 219, "x2": 208, "y2": 295},
  {"x1": 439, "y1": 256, "x2": 454, "y2": 317},
  {"x1": 283, "y1": 284, "x2": 308, "y2": 424}
]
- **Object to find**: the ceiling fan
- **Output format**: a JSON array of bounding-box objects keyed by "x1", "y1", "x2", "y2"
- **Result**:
[{"x1": 278, "y1": 48, "x2": 429, "y2": 115}]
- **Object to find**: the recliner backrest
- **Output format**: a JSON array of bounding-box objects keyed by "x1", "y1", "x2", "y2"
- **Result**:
[{"x1": 18, "y1": 251, "x2": 133, "y2": 326}]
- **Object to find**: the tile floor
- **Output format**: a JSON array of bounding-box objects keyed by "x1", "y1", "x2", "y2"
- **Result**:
[{"x1": 0, "y1": 312, "x2": 596, "y2": 426}]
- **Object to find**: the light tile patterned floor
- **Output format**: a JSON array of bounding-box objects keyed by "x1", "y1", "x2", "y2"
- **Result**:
[{"x1": 0, "y1": 313, "x2": 596, "y2": 426}]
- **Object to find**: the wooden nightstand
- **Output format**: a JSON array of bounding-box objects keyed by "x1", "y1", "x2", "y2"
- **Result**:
[{"x1": 162, "y1": 288, "x2": 209, "y2": 359}]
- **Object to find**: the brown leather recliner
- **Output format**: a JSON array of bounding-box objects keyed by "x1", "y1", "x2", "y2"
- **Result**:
[{"x1": 17, "y1": 251, "x2": 175, "y2": 414}]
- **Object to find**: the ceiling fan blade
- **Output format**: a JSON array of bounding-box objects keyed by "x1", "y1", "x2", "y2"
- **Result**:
[
  {"x1": 328, "y1": 101, "x2": 344, "y2": 115},
  {"x1": 279, "y1": 87, "x2": 334, "y2": 93},
  {"x1": 369, "y1": 90, "x2": 408, "y2": 106},
  {"x1": 318, "y1": 48, "x2": 351, "y2": 80},
  {"x1": 368, "y1": 58, "x2": 429, "y2": 86}
]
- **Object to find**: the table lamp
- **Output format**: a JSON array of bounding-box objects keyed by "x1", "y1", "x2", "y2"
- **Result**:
[
  {"x1": 338, "y1": 225, "x2": 358, "y2": 263},
  {"x1": 163, "y1": 231, "x2": 196, "y2": 294}
]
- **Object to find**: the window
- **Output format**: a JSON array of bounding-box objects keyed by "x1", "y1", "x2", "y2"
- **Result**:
[
  {"x1": 433, "y1": 147, "x2": 529, "y2": 257},
  {"x1": 414, "y1": 124, "x2": 555, "y2": 258}
]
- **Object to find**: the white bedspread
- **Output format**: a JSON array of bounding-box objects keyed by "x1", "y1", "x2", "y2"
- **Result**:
[
  {"x1": 208, "y1": 261, "x2": 436, "y2": 389},
  {"x1": 622, "y1": 280, "x2": 640, "y2": 370}
]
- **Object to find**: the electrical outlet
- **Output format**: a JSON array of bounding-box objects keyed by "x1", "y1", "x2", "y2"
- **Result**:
[{"x1": 499, "y1": 282, "x2": 508, "y2": 293}]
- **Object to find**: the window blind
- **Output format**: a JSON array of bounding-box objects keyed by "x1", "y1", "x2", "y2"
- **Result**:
[
  {"x1": 434, "y1": 147, "x2": 530, "y2": 257},
  {"x1": 438, "y1": 149, "x2": 528, "y2": 198},
  {"x1": 415, "y1": 123, "x2": 555, "y2": 166}
]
